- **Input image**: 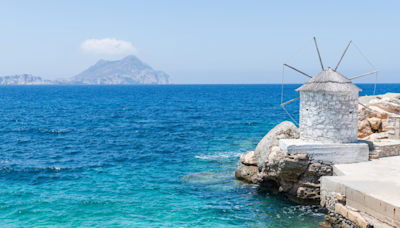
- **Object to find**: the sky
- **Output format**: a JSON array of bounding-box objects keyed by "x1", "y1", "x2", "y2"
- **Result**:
[{"x1": 0, "y1": 0, "x2": 399, "y2": 84}]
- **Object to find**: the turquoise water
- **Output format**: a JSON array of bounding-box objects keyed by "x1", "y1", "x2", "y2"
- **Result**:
[{"x1": 0, "y1": 84, "x2": 398, "y2": 227}]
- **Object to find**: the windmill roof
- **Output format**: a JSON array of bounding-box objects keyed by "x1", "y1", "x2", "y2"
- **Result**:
[{"x1": 295, "y1": 67, "x2": 362, "y2": 92}]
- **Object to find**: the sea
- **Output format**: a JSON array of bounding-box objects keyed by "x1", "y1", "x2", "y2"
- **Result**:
[{"x1": 0, "y1": 84, "x2": 398, "y2": 227}]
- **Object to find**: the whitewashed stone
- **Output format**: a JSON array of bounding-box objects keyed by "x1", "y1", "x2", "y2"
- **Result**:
[
  {"x1": 299, "y1": 91, "x2": 358, "y2": 143},
  {"x1": 279, "y1": 139, "x2": 369, "y2": 164}
]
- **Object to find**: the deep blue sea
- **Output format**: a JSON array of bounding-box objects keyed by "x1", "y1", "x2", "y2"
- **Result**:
[{"x1": 0, "y1": 84, "x2": 398, "y2": 227}]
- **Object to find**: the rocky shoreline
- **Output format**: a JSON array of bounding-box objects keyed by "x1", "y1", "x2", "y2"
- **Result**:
[
  {"x1": 235, "y1": 92, "x2": 400, "y2": 227},
  {"x1": 235, "y1": 121, "x2": 333, "y2": 204}
]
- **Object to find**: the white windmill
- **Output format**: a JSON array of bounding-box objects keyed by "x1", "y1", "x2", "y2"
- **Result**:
[{"x1": 278, "y1": 37, "x2": 377, "y2": 164}]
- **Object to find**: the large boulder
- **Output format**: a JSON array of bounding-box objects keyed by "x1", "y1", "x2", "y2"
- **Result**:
[
  {"x1": 379, "y1": 119, "x2": 388, "y2": 132},
  {"x1": 369, "y1": 106, "x2": 393, "y2": 119},
  {"x1": 254, "y1": 121, "x2": 299, "y2": 169},
  {"x1": 240, "y1": 151, "x2": 257, "y2": 166},
  {"x1": 358, "y1": 105, "x2": 371, "y2": 121},
  {"x1": 367, "y1": 117, "x2": 381, "y2": 131},
  {"x1": 358, "y1": 119, "x2": 373, "y2": 138},
  {"x1": 357, "y1": 94, "x2": 400, "y2": 138},
  {"x1": 370, "y1": 97, "x2": 400, "y2": 114},
  {"x1": 235, "y1": 166, "x2": 259, "y2": 183}
]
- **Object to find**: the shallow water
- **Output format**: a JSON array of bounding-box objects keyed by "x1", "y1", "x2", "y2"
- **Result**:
[{"x1": 0, "y1": 84, "x2": 398, "y2": 227}]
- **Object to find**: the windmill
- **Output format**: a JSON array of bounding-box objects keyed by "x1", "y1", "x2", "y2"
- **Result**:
[{"x1": 281, "y1": 37, "x2": 378, "y2": 126}]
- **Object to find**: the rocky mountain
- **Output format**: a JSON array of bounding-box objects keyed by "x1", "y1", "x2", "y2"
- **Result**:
[{"x1": 0, "y1": 56, "x2": 172, "y2": 85}]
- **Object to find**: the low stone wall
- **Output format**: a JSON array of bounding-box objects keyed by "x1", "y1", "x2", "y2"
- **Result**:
[
  {"x1": 369, "y1": 140, "x2": 400, "y2": 158},
  {"x1": 376, "y1": 143, "x2": 400, "y2": 157}
]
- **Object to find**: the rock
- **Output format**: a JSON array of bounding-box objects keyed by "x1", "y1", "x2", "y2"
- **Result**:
[
  {"x1": 268, "y1": 146, "x2": 284, "y2": 161},
  {"x1": 358, "y1": 105, "x2": 371, "y2": 121},
  {"x1": 254, "y1": 121, "x2": 299, "y2": 169},
  {"x1": 377, "y1": 92, "x2": 400, "y2": 99},
  {"x1": 299, "y1": 163, "x2": 332, "y2": 187},
  {"x1": 379, "y1": 119, "x2": 388, "y2": 132},
  {"x1": 278, "y1": 181, "x2": 293, "y2": 192},
  {"x1": 240, "y1": 151, "x2": 257, "y2": 166},
  {"x1": 369, "y1": 106, "x2": 393, "y2": 119},
  {"x1": 358, "y1": 95, "x2": 378, "y2": 107},
  {"x1": 253, "y1": 150, "x2": 332, "y2": 201},
  {"x1": 358, "y1": 119, "x2": 373, "y2": 138},
  {"x1": 370, "y1": 97, "x2": 400, "y2": 114},
  {"x1": 307, "y1": 163, "x2": 333, "y2": 177},
  {"x1": 297, "y1": 187, "x2": 320, "y2": 200},
  {"x1": 235, "y1": 166, "x2": 259, "y2": 183},
  {"x1": 261, "y1": 146, "x2": 284, "y2": 180},
  {"x1": 265, "y1": 152, "x2": 310, "y2": 187},
  {"x1": 362, "y1": 132, "x2": 388, "y2": 141},
  {"x1": 275, "y1": 154, "x2": 310, "y2": 182},
  {"x1": 251, "y1": 170, "x2": 277, "y2": 188},
  {"x1": 367, "y1": 117, "x2": 381, "y2": 131},
  {"x1": 264, "y1": 152, "x2": 310, "y2": 182}
]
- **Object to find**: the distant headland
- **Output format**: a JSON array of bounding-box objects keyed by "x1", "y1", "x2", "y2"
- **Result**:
[{"x1": 0, "y1": 55, "x2": 172, "y2": 85}]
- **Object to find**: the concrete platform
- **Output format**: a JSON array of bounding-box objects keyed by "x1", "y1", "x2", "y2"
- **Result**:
[
  {"x1": 321, "y1": 157, "x2": 400, "y2": 227},
  {"x1": 279, "y1": 139, "x2": 369, "y2": 164}
]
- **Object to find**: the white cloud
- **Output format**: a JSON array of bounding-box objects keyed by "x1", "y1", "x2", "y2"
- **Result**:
[{"x1": 80, "y1": 38, "x2": 137, "y2": 55}]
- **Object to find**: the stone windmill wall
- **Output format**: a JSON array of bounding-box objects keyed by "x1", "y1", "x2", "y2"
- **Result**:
[
  {"x1": 296, "y1": 67, "x2": 361, "y2": 144},
  {"x1": 299, "y1": 91, "x2": 359, "y2": 143}
]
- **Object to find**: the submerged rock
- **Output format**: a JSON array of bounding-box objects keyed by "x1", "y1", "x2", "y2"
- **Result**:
[
  {"x1": 254, "y1": 121, "x2": 299, "y2": 170},
  {"x1": 240, "y1": 151, "x2": 257, "y2": 166},
  {"x1": 182, "y1": 172, "x2": 227, "y2": 185}
]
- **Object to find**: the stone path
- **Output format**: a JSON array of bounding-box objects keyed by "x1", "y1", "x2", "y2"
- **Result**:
[{"x1": 321, "y1": 156, "x2": 400, "y2": 227}]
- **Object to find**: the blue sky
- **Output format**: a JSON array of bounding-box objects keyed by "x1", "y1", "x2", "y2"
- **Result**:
[{"x1": 0, "y1": 0, "x2": 399, "y2": 84}]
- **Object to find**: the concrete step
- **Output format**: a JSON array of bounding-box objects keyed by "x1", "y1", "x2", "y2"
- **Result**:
[
  {"x1": 369, "y1": 150, "x2": 382, "y2": 159},
  {"x1": 321, "y1": 157, "x2": 400, "y2": 227}
]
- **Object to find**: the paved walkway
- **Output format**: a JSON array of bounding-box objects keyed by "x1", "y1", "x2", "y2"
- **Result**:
[{"x1": 322, "y1": 156, "x2": 400, "y2": 227}]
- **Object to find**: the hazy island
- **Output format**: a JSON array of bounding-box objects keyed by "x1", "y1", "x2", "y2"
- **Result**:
[{"x1": 0, "y1": 55, "x2": 172, "y2": 85}]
